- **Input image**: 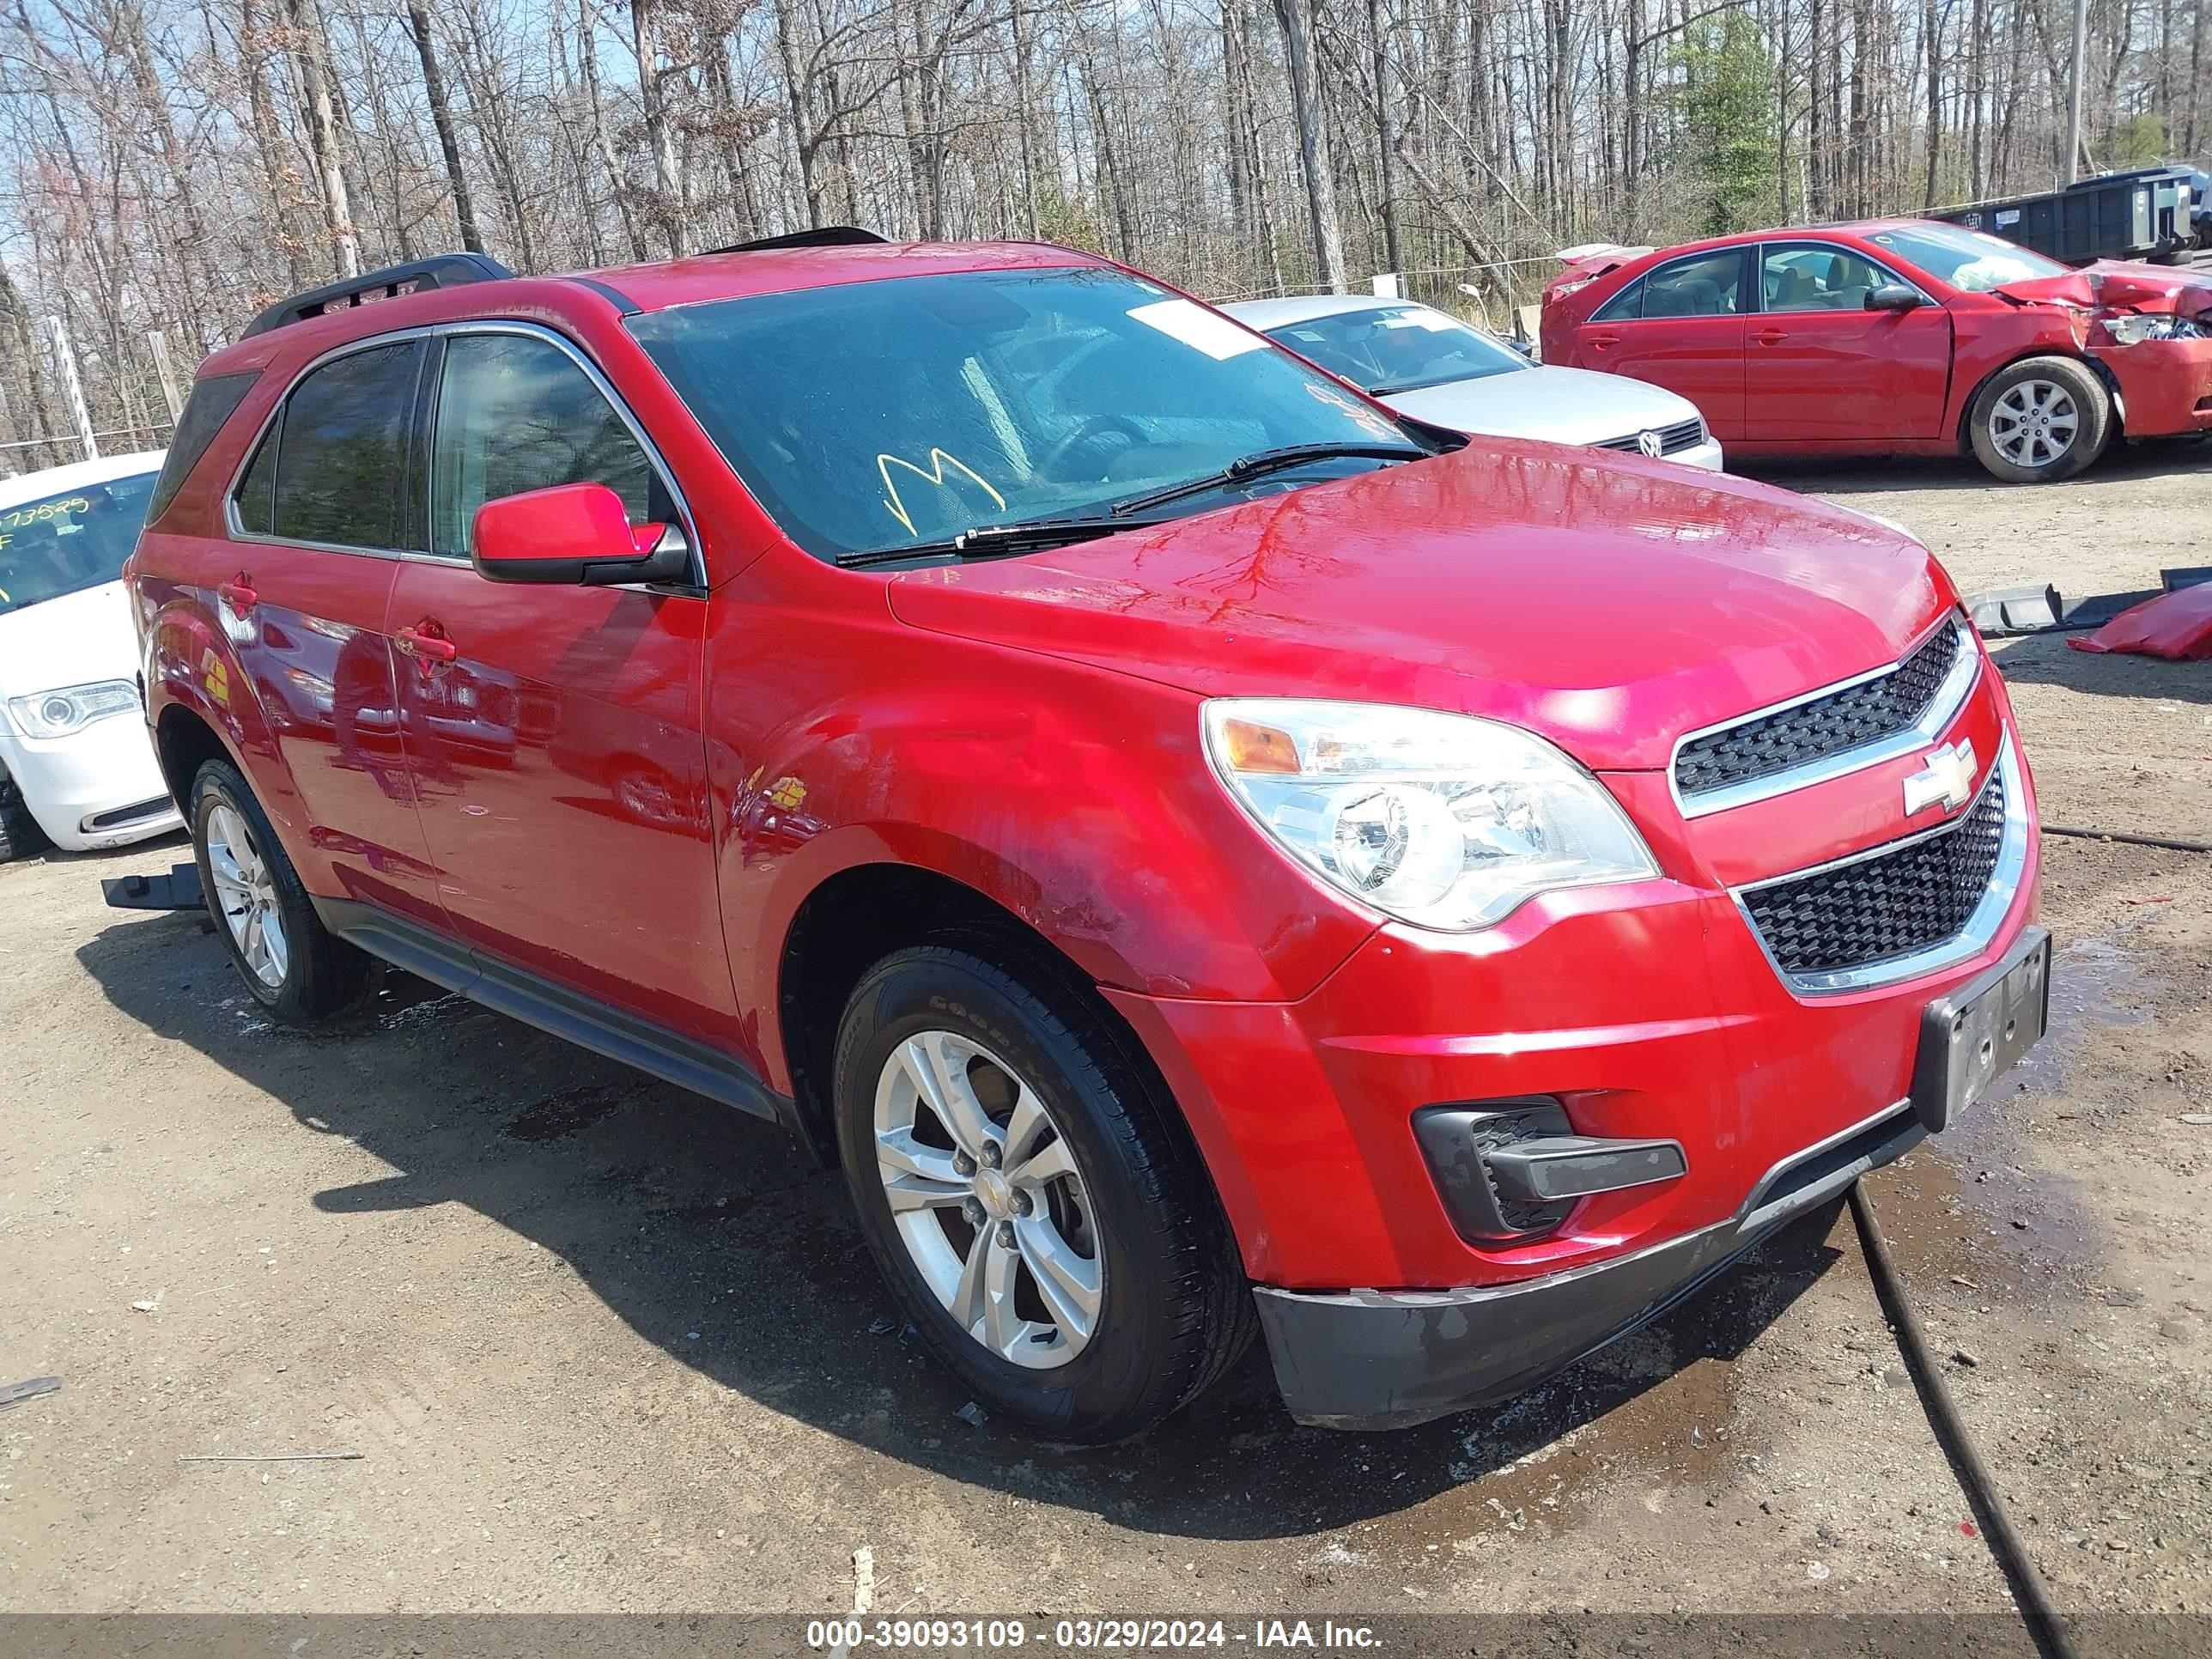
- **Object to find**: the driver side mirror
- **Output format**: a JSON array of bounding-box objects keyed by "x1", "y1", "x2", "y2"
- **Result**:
[
  {"x1": 1864, "y1": 283, "x2": 1924, "y2": 313},
  {"x1": 471, "y1": 483, "x2": 690, "y2": 587}
]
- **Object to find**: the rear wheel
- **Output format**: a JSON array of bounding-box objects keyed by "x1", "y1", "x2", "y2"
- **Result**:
[
  {"x1": 1967, "y1": 356, "x2": 2110, "y2": 483},
  {"x1": 0, "y1": 768, "x2": 49, "y2": 862},
  {"x1": 833, "y1": 945, "x2": 1252, "y2": 1442},
  {"x1": 190, "y1": 759, "x2": 377, "y2": 1023}
]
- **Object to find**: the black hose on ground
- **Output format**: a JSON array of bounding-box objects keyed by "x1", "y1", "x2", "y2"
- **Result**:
[
  {"x1": 1848, "y1": 1181, "x2": 2082, "y2": 1659},
  {"x1": 2042, "y1": 824, "x2": 2212, "y2": 855}
]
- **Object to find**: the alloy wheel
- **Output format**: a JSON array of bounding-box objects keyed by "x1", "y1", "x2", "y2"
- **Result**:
[
  {"x1": 204, "y1": 802, "x2": 289, "y2": 989},
  {"x1": 1989, "y1": 379, "x2": 2079, "y2": 469},
  {"x1": 872, "y1": 1030, "x2": 1103, "y2": 1368}
]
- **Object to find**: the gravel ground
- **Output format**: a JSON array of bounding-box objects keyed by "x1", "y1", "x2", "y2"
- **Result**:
[{"x1": 1, "y1": 437, "x2": 2208, "y2": 1636}]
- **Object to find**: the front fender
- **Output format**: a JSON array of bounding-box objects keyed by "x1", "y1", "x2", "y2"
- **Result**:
[{"x1": 708, "y1": 609, "x2": 1381, "y2": 1088}]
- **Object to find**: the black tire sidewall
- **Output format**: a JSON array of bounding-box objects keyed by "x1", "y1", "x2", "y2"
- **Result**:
[
  {"x1": 832, "y1": 950, "x2": 1185, "y2": 1439},
  {"x1": 190, "y1": 759, "x2": 342, "y2": 1019},
  {"x1": 0, "y1": 768, "x2": 46, "y2": 863},
  {"x1": 1971, "y1": 357, "x2": 2109, "y2": 483}
]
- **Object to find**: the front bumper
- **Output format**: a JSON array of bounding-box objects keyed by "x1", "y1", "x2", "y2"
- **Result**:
[
  {"x1": 0, "y1": 714, "x2": 179, "y2": 851},
  {"x1": 1255, "y1": 1097, "x2": 1925, "y2": 1428},
  {"x1": 1103, "y1": 678, "x2": 2039, "y2": 1428},
  {"x1": 2094, "y1": 335, "x2": 2212, "y2": 435},
  {"x1": 1672, "y1": 435, "x2": 1727, "y2": 471}
]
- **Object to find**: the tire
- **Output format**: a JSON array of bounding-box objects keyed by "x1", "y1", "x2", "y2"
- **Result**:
[
  {"x1": 0, "y1": 767, "x2": 49, "y2": 862},
  {"x1": 1967, "y1": 356, "x2": 2111, "y2": 483},
  {"x1": 832, "y1": 945, "x2": 1253, "y2": 1443},
  {"x1": 189, "y1": 758, "x2": 377, "y2": 1024}
]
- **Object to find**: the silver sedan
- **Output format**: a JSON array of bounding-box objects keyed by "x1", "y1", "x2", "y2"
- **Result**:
[{"x1": 1223, "y1": 294, "x2": 1725, "y2": 471}]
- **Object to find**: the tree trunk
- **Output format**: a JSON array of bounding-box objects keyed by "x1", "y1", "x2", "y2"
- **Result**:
[
  {"x1": 283, "y1": 0, "x2": 360, "y2": 277},
  {"x1": 631, "y1": 0, "x2": 687, "y2": 255},
  {"x1": 407, "y1": 0, "x2": 483, "y2": 254},
  {"x1": 1274, "y1": 0, "x2": 1346, "y2": 291}
]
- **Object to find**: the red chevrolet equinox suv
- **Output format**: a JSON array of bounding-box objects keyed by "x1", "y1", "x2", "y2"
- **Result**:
[{"x1": 128, "y1": 231, "x2": 2049, "y2": 1440}]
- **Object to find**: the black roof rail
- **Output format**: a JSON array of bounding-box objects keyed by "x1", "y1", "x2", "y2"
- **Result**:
[
  {"x1": 701, "y1": 226, "x2": 889, "y2": 256},
  {"x1": 239, "y1": 252, "x2": 516, "y2": 340}
]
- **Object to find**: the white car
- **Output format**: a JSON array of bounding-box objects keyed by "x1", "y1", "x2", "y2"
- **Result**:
[
  {"x1": 1223, "y1": 295, "x2": 1725, "y2": 470},
  {"x1": 0, "y1": 451, "x2": 180, "y2": 860}
]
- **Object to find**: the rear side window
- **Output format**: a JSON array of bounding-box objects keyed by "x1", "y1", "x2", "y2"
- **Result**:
[
  {"x1": 145, "y1": 371, "x2": 258, "y2": 523},
  {"x1": 1638, "y1": 250, "x2": 1747, "y2": 318},
  {"x1": 428, "y1": 332, "x2": 663, "y2": 556},
  {"x1": 263, "y1": 341, "x2": 423, "y2": 550},
  {"x1": 1590, "y1": 278, "x2": 1644, "y2": 322}
]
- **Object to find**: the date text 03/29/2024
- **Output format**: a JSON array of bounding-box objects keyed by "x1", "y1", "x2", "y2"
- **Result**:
[{"x1": 805, "y1": 1617, "x2": 1382, "y2": 1650}]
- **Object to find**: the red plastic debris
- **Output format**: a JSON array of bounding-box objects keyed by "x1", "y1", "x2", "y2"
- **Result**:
[
  {"x1": 1961, "y1": 1522, "x2": 1978, "y2": 1538},
  {"x1": 2068, "y1": 583, "x2": 2212, "y2": 660}
]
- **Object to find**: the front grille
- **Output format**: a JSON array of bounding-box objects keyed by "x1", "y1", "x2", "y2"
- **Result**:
[
  {"x1": 1741, "y1": 764, "x2": 2007, "y2": 979},
  {"x1": 1675, "y1": 623, "x2": 1964, "y2": 799},
  {"x1": 1595, "y1": 416, "x2": 1706, "y2": 456}
]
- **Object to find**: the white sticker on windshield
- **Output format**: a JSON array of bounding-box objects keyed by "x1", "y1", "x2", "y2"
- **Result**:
[{"x1": 1127, "y1": 298, "x2": 1267, "y2": 360}]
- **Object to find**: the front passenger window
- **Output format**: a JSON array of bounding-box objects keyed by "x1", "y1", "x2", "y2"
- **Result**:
[
  {"x1": 1762, "y1": 246, "x2": 1893, "y2": 313},
  {"x1": 430, "y1": 333, "x2": 667, "y2": 557}
]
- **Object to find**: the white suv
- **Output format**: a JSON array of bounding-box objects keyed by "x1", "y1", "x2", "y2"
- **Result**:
[{"x1": 0, "y1": 452, "x2": 179, "y2": 860}]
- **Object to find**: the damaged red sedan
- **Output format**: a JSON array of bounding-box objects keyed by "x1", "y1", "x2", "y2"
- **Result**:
[{"x1": 1542, "y1": 219, "x2": 2212, "y2": 482}]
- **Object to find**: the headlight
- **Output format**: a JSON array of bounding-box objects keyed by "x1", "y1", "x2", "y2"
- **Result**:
[
  {"x1": 2103, "y1": 313, "x2": 2204, "y2": 345},
  {"x1": 1202, "y1": 699, "x2": 1659, "y2": 930},
  {"x1": 7, "y1": 679, "x2": 140, "y2": 738}
]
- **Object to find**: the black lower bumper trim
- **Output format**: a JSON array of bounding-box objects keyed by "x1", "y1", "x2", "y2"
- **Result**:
[{"x1": 1256, "y1": 1102, "x2": 1928, "y2": 1430}]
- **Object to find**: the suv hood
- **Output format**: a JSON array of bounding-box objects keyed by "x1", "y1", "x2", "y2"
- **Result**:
[
  {"x1": 1995, "y1": 260, "x2": 2212, "y2": 319},
  {"x1": 887, "y1": 442, "x2": 1952, "y2": 772},
  {"x1": 0, "y1": 580, "x2": 136, "y2": 702}
]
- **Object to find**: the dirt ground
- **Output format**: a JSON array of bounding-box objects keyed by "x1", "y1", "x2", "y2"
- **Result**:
[{"x1": 2, "y1": 438, "x2": 2208, "y2": 1639}]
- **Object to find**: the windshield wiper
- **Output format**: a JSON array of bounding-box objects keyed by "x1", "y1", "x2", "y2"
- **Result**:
[
  {"x1": 835, "y1": 514, "x2": 1162, "y2": 569},
  {"x1": 1106, "y1": 441, "x2": 1428, "y2": 518}
]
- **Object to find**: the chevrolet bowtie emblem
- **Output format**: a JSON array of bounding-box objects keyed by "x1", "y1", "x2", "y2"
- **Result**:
[{"x1": 1903, "y1": 738, "x2": 1977, "y2": 817}]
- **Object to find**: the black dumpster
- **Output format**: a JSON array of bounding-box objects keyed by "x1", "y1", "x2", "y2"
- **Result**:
[{"x1": 1930, "y1": 166, "x2": 2198, "y2": 264}]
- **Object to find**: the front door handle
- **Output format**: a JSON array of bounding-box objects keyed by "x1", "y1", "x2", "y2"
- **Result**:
[
  {"x1": 1754, "y1": 327, "x2": 1787, "y2": 346},
  {"x1": 396, "y1": 624, "x2": 458, "y2": 664},
  {"x1": 216, "y1": 576, "x2": 258, "y2": 617}
]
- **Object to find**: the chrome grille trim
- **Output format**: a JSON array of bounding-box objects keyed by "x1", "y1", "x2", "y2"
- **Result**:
[
  {"x1": 1729, "y1": 738, "x2": 2030, "y2": 995},
  {"x1": 1668, "y1": 614, "x2": 1981, "y2": 819},
  {"x1": 1595, "y1": 416, "x2": 1706, "y2": 456}
]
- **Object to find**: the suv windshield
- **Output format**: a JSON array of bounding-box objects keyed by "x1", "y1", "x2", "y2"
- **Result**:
[
  {"x1": 0, "y1": 470, "x2": 161, "y2": 617},
  {"x1": 1263, "y1": 303, "x2": 1526, "y2": 394},
  {"x1": 1867, "y1": 224, "x2": 2069, "y2": 291},
  {"x1": 629, "y1": 267, "x2": 1415, "y2": 560}
]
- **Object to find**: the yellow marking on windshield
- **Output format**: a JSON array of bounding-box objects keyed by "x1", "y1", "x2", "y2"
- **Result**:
[{"x1": 877, "y1": 449, "x2": 1006, "y2": 538}]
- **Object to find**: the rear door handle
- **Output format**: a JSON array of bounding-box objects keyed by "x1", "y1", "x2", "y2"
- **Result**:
[
  {"x1": 1754, "y1": 328, "x2": 1787, "y2": 346},
  {"x1": 396, "y1": 624, "x2": 458, "y2": 664},
  {"x1": 216, "y1": 576, "x2": 258, "y2": 617},
  {"x1": 1588, "y1": 331, "x2": 1620, "y2": 351}
]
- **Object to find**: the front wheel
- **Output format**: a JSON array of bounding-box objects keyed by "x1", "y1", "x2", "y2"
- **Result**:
[
  {"x1": 190, "y1": 759, "x2": 377, "y2": 1024},
  {"x1": 833, "y1": 945, "x2": 1252, "y2": 1442},
  {"x1": 1967, "y1": 356, "x2": 2111, "y2": 483}
]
